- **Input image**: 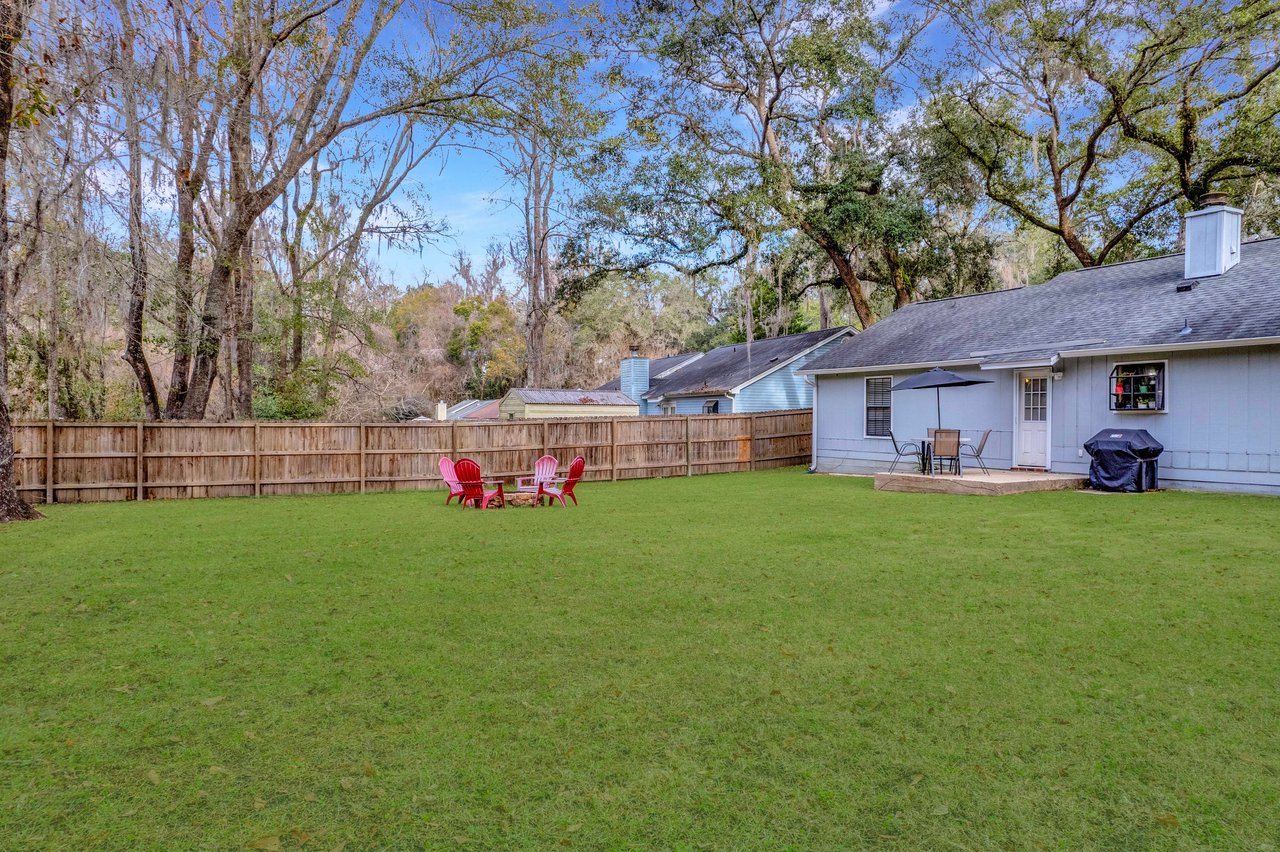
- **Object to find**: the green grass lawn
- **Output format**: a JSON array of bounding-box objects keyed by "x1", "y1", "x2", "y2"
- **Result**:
[{"x1": 2, "y1": 470, "x2": 1279, "y2": 849}]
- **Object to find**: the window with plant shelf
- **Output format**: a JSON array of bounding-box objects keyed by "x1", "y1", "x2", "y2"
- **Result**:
[{"x1": 1110, "y1": 362, "x2": 1166, "y2": 412}]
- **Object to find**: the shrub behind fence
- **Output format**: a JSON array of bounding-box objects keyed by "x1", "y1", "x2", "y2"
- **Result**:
[{"x1": 12, "y1": 410, "x2": 812, "y2": 504}]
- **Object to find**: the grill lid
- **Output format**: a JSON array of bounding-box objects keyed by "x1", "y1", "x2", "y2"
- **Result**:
[{"x1": 1083, "y1": 428, "x2": 1164, "y2": 459}]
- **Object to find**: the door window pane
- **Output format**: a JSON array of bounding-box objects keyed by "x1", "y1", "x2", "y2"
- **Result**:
[{"x1": 1022, "y1": 377, "x2": 1047, "y2": 421}]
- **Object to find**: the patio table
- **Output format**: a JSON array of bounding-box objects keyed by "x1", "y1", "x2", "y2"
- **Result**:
[{"x1": 913, "y1": 434, "x2": 978, "y2": 476}]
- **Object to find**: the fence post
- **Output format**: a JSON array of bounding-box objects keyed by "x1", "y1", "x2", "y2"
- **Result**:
[
  {"x1": 609, "y1": 418, "x2": 617, "y2": 481},
  {"x1": 749, "y1": 414, "x2": 757, "y2": 471},
  {"x1": 450, "y1": 420, "x2": 458, "y2": 459},
  {"x1": 685, "y1": 415, "x2": 693, "y2": 477},
  {"x1": 45, "y1": 420, "x2": 54, "y2": 505},
  {"x1": 253, "y1": 422, "x2": 262, "y2": 497},
  {"x1": 135, "y1": 422, "x2": 145, "y2": 501},
  {"x1": 542, "y1": 419, "x2": 549, "y2": 457},
  {"x1": 358, "y1": 423, "x2": 367, "y2": 494}
]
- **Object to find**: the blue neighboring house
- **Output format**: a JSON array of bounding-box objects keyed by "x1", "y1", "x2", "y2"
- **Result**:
[
  {"x1": 599, "y1": 327, "x2": 855, "y2": 415},
  {"x1": 800, "y1": 197, "x2": 1280, "y2": 494}
]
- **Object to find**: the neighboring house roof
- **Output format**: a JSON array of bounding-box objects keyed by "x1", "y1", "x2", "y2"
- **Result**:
[
  {"x1": 446, "y1": 399, "x2": 489, "y2": 419},
  {"x1": 600, "y1": 327, "x2": 854, "y2": 400},
  {"x1": 802, "y1": 237, "x2": 1280, "y2": 374},
  {"x1": 510, "y1": 388, "x2": 637, "y2": 406},
  {"x1": 461, "y1": 399, "x2": 501, "y2": 419},
  {"x1": 597, "y1": 352, "x2": 700, "y2": 391}
]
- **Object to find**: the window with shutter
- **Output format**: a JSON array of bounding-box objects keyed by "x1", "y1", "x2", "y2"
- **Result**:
[{"x1": 865, "y1": 377, "x2": 892, "y2": 437}]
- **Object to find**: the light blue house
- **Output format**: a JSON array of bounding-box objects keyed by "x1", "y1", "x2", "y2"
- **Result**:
[
  {"x1": 600, "y1": 327, "x2": 854, "y2": 415},
  {"x1": 800, "y1": 198, "x2": 1280, "y2": 494}
]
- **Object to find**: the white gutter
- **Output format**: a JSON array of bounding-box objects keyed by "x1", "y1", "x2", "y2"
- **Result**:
[
  {"x1": 978, "y1": 354, "x2": 1060, "y2": 370},
  {"x1": 800, "y1": 335, "x2": 1280, "y2": 376},
  {"x1": 1058, "y1": 335, "x2": 1280, "y2": 359},
  {"x1": 809, "y1": 375, "x2": 819, "y2": 471},
  {"x1": 799, "y1": 357, "x2": 979, "y2": 376},
  {"x1": 969, "y1": 339, "x2": 1103, "y2": 357}
]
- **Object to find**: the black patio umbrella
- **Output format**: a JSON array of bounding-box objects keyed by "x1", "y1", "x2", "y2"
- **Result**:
[{"x1": 891, "y1": 367, "x2": 994, "y2": 428}]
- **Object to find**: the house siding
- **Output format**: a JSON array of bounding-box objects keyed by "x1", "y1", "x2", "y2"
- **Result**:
[
  {"x1": 734, "y1": 335, "x2": 848, "y2": 413},
  {"x1": 1048, "y1": 346, "x2": 1280, "y2": 492},
  {"x1": 813, "y1": 343, "x2": 1280, "y2": 494},
  {"x1": 646, "y1": 395, "x2": 733, "y2": 415},
  {"x1": 497, "y1": 394, "x2": 525, "y2": 420},
  {"x1": 519, "y1": 403, "x2": 638, "y2": 419},
  {"x1": 813, "y1": 369, "x2": 1017, "y2": 475}
]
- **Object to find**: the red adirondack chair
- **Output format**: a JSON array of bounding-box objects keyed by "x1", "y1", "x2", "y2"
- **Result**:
[
  {"x1": 538, "y1": 456, "x2": 584, "y2": 507},
  {"x1": 516, "y1": 455, "x2": 559, "y2": 495},
  {"x1": 454, "y1": 458, "x2": 505, "y2": 510},
  {"x1": 439, "y1": 456, "x2": 465, "y2": 505}
]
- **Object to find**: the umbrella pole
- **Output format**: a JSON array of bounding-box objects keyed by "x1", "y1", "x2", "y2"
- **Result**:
[{"x1": 936, "y1": 388, "x2": 941, "y2": 429}]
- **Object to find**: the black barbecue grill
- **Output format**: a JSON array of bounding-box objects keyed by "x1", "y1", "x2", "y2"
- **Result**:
[{"x1": 1083, "y1": 428, "x2": 1164, "y2": 492}]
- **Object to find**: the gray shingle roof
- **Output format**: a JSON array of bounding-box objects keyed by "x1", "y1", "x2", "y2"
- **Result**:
[
  {"x1": 598, "y1": 328, "x2": 853, "y2": 399},
  {"x1": 513, "y1": 388, "x2": 637, "y2": 406},
  {"x1": 803, "y1": 237, "x2": 1280, "y2": 373}
]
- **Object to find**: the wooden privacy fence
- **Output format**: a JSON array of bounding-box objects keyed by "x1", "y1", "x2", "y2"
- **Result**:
[{"x1": 11, "y1": 410, "x2": 812, "y2": 504}]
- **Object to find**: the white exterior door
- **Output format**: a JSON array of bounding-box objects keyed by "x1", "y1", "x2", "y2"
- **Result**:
[{"x1": 1015, "y1": 371, "x2": 1050, "y2": 468}]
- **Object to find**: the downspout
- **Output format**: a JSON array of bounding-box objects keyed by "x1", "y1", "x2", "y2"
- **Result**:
[{"x1": 804, "y1": 375, "x2": 818, "y2": 473}]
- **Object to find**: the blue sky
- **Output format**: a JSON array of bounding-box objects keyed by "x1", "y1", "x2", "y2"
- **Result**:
[
  {"x1": 369, "y1": 0, "x2": 951, "y2": 290},
  {"x1": 370, "y1": 143, "x2": 525, "y2": 286}
]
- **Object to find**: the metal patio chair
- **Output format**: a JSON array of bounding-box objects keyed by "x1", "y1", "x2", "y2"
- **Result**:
[
  {"x1": 930, "y1": 429, "x2": 962, "y2": 476},
  {"x1": 888, "y1": 431, "x2": 922, "y2": 474},
  {"x1": 960, "y1": 429, "x2": 992, "y2": 475}
]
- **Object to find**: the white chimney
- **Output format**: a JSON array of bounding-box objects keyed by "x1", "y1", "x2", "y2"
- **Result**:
[
  {"x1": 436, "y1": 400, "x2": 448, "y2": 420},
  {"x1": 1184, "y1": 192, "x2": 1242, "y2": 279}
]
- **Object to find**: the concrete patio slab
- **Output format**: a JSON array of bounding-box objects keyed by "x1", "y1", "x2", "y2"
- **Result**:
[{"x1": 873, "y1": 469, "x2": 1087, "y2": 496}]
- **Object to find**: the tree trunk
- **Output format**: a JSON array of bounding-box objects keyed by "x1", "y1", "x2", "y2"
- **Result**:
[
  {"x1": 115, "y1": 0, "x2": 162, "y2": 419},
  {"x1": 0, "y1": 395, "x2": 35, "y2": 521},
  {"x1": 0, "y1": 0, "x2": 41, "y2": 521},
  {"x1": 234, "y1": 234, "x2": 254, "y2": 418},
  {"x1": 818, "y1": 285, "x2": 830, "y2": 330},
  {"x1": 180, "y1": 32, "x2": 253, "y2": 421},
  {"x1": 43, "y1": 247, "x2": 58, "y2": 419},
  {"x1": 1059, "y1": 218, "x2": 1099, "y2": 268},
  {"x1": 177, "y1": 247, "x2": 238, "y2": 419},
  {"x1": 884, "y1": 243, "x2": 912, "y2": 309},
  {"x1": 288, "y1": 233, "x2": 305, "y2": 374},
  {"x1": 523, "y1": 146, "x2": 546, "y2": 387},
  {"x1": 164, "y1": 2, "x2": 215, "y2": 418},
  {"x1": 797, "y1": 218, "x2": 876, "y2": 328},
  {"x1": 165, "y1": 164, "x2": 197, "y2": 417},
  {"x1": 220, "y1": 339, "x2": 234, "y2": 420}
]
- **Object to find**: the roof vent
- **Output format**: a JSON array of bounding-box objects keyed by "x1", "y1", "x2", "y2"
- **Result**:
[
  {"x1": 1183, "y1": 192, "x2": 1242, "y2": 279},
  {"x1": 1175, "y1": 281, "x2": 1197, "y2": 293}
]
